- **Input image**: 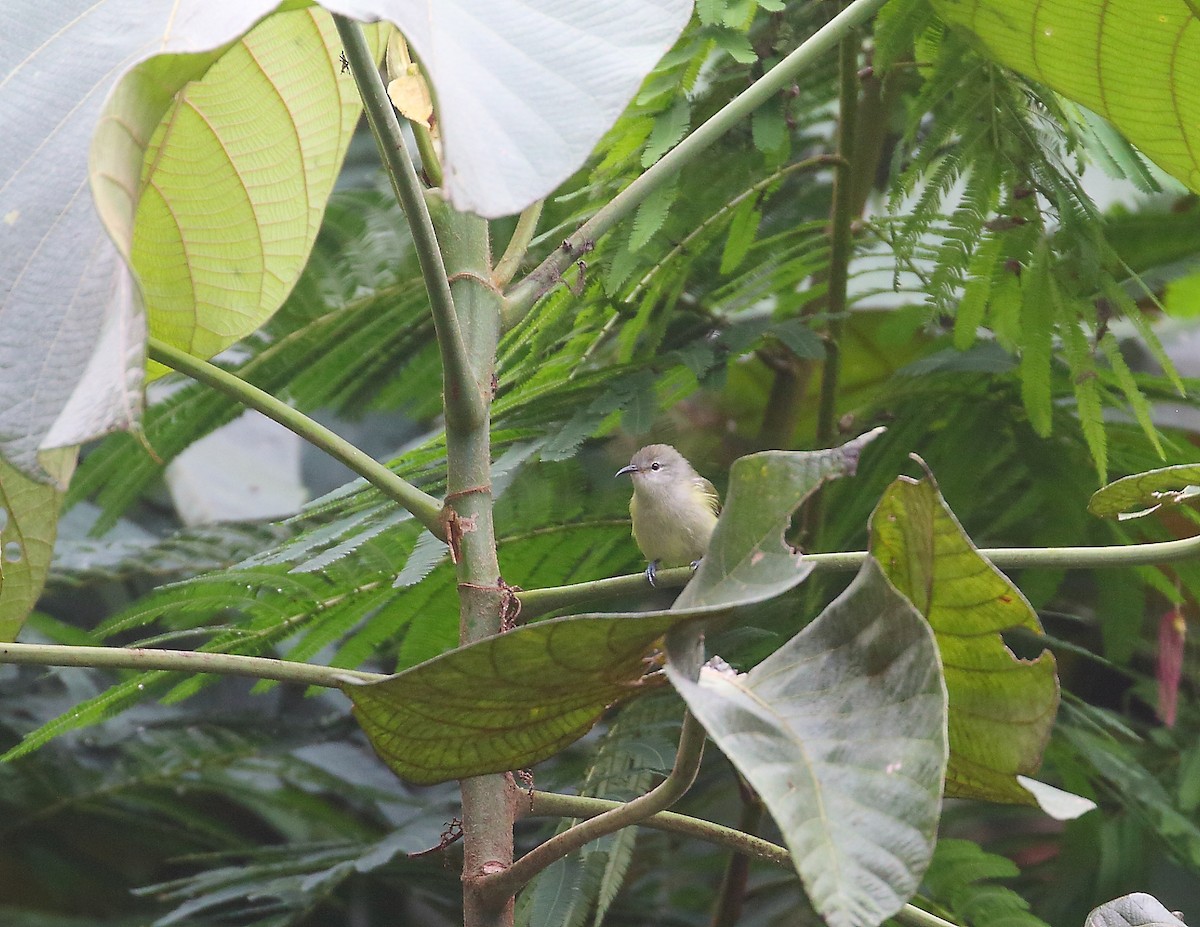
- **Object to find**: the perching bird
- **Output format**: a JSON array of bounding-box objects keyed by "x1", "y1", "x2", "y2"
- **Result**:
[{"x1": 615, "y1": 444, "x2": 720, "y2": 585}]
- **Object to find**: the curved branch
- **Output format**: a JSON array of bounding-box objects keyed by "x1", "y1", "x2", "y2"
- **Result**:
[
  {"x1": 516, "y1": 534, "x2": 1200, "y2": 619},
  {"x1": 148, "y1": 338, "x2": 446, "y2": 539},
  {"x1": 0, "y1": 641, "x2": 385, "y2": 688},
  {"x1": 476, "y1": 711, "x2": 706, "y2": 903},
  {"x1": 525, "y1": 790, "x2": 959, "y2": 927}
]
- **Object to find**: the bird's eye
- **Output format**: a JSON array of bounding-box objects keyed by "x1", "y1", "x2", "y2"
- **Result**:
[{"x1": 650, "y1": 462, "x2": 661, "y2": 471}]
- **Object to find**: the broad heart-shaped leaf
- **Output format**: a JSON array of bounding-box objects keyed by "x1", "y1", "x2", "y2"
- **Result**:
[
  {"x1": 665, "y1": 559, "x2": 948, "y2": 927},
  {"x1": 870, "y1": 473, "x2": 1059, "y2": 804},
  {"x1": 1088, "y1": 464, "x2": 1200, "y2": 520},
  {"x1": 1085, "y1": 894, "x2": 1188, "y2": 927},
  {"x1": 1, "y1": 0, "x2": 690, "y2": 477},
  {"x1": 931, "y1": 0, "x2": 1200, "y2": 195},
  {"x1": 676, "y1": 426, "x2": 887, "y2": 610},
  {"x1": 346, "y1": 432, "x2": 883, "y2": 784},
  {"x1": 128, "y1": 10, "x2": 378, "y2": 378},
  {"x1": 345, "y1": 609, "x2": 700, "y2": 785},
  {"x1": 0, "y1": 450, "x2": 74, "y2": 640}
]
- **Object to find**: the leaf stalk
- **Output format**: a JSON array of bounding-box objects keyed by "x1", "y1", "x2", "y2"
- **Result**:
[
  {"x1": 147, "y1": 338, "x2": 445, "y2": 538},
  {"x1": 333, "y1": 15, "x2": 483, "y2": 431}
]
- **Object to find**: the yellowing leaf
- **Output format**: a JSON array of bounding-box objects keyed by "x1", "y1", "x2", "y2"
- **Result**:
[
  {"x1": 932, "y1": 0, "x2": 1200, "y2": 194},
  {"x1": 870, "y1": 471, "x2": 1059, "y2": 803}
]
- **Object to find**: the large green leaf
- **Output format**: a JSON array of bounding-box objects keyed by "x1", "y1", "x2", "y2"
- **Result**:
[
  {"x1": 346, "y1": 430, "x2": 884, "y2": 785},
  {"x1": 347, "y1": 611, "x2": 699, "y2": 785},
  {"x1": 0, "y1": 450, "x2": 74, "y2": 640},
  {"x1": 130, "y1": 9, "x2": 376, "y2": 376},
  {"x1": 1, "y1": 0, "x2": 692, "y2": 477},
  {"x1": 932, "y1": 0, "x2": 1200, "y2": 194},
  {"x1": 870, "y1": 472, "x2": 1059, "y2": 803},
  {"x1": 1088, "y1": 464, "x2": 1200, "y2": 520},
  {"x1": 665, "y1": 559, "x2": 948, "y2": 927}
]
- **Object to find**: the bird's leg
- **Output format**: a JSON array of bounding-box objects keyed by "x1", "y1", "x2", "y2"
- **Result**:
[{"x1": 645, "y1": 560, "x2": 660, "y2": 586}]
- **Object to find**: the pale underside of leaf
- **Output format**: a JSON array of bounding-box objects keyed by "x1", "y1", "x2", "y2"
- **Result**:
[
  {"x1": 931, "y1": 0, "x2": 1200, "y2": 195},
  {"x1": 665, "y1": 559, "x2": 948, "y2": 927}
]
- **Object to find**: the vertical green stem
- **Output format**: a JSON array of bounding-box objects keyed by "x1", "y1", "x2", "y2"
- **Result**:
[{"x1": 425, "y1": 198, "x2": 515, "y2": 927}]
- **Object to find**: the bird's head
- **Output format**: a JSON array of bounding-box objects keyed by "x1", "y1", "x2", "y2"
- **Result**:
[{"x1": 615, "y1": 444, "x2": 691, "y2": 491}]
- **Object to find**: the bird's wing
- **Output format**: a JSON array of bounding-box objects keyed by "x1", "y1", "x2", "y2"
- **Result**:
[{"x1": 694, "y1": 476, "x2": 721, "y2": 516}]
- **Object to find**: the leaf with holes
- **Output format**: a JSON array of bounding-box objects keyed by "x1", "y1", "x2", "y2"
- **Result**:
[{"x1": 870, "y1": 470, "x2": 1059, "y2": 803}]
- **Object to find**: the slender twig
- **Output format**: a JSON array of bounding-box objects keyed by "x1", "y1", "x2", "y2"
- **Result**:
[
  {"x1": 0, "y1": 642, "x2": 384, "y2": 688},
  {"x1": 525, "y1": 790, "x2": 959, "y2": 927},
  {"x1": 515, "y1": 534, "x2": 1200, "y2": 619},
  {"x1": 492, "y1": 200, "x2": 544, "y2": 288},
  {"x1": 334, "y1": 16, "x2": 483, "y2": 430},
  {"x1": 478, "y1": 711, "x2": 707, "y2": 903},
  {"x1": 502, "y1": 0, "x2": 889, "y2": 326},
  {"x1": 147, "y1": 338, "x2": 445, "y2": 539}
]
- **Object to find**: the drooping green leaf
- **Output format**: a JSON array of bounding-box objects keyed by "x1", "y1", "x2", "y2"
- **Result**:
[
  {"x1": 719, "y1": 196, "x2": 761, "y2": 275},
  {"x1": 869, "y1": 471, "x2": 1059, "y2": 804},
  {"x1": 677, "y1": 426, "x2": 886, "y2": 610},
  {"x1": 665, "y1": 558, "x2": 948, "y2": 927},
  {"x1": 923, "y1": 839, "x2": 1052, "y2": 927},
  {"x1": 1018, "y1": 244, "x2": 1055, "y2": 437},
  {"x1": 1088, "y1": 464, "x2": 1200, "y2": 520},
  {"x1": 0, "y1": 449, "x2": 74, "y2": 641},
  {"x1": 931, "y1": 0, "x2": 1200, "y2": 196}
]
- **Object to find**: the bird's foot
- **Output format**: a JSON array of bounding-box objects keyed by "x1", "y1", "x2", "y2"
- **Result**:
[
  {"x1": 689, "y1": 559, "x2": 702, "y2": 572},
  {"x1": 645, "y1": 560, "x2": 660, "y2": 587}
]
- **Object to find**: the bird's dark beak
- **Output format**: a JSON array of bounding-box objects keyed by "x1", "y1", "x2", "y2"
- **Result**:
[{"x1": 615, "y1": 464, "x2": 637, "y2": 478}]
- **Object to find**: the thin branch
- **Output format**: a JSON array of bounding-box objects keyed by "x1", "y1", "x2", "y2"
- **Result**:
[
  {"x1": 492, "y1": 200, "x2": 544, "y2": 288},
  {"x1": 0, "y1": 642, "x2": 384, "y2": 688},
  {"x1": 515, "y1": 534, "x2": 1200, "y2": 619},
  {"x1": 147, "y1": 338, "x2": 445, "y2": 539},
  {"x1": 525, "y1": 790, "x2": 960, "y2": 927},
  {"x1": 478, "y1": 711, "x2": 707, "y2": 903},
  {"x1": 502, "y1": 0, "x2": 889, "y2": 326},
  {"x1": 334, "y1": 15, "x2": 483, "y2": 430}
]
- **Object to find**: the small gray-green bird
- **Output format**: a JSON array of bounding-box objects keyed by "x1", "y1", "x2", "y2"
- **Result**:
[{"x1": 616, "y1": 444, "x2": 720, "y2": 585}]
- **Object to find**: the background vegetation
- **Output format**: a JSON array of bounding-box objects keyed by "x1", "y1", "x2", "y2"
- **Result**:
[{"x1": 2, "y1": 0, "x2": 1199, "y2": 925}]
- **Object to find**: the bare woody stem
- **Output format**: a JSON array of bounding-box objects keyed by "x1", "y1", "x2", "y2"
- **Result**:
[
  {"x1": 147, "y1": 338, "x2": 444, "y2": 539},
  {"x1": 477, "y1": 711, "x2": 707, "y2": 904},
  {"x1": 333, "y1": 15, "x2": 483, "y2": 431},
  {"x1": 502, "y1": 0, "x2": 889, "y2": 328}
]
